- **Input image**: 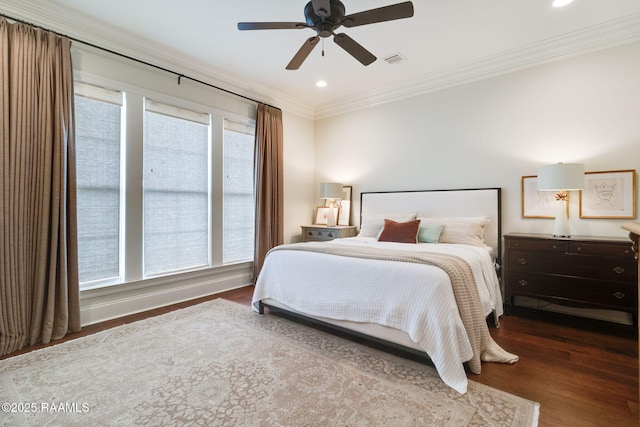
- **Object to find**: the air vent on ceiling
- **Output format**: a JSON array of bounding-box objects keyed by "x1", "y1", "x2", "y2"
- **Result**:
[{"x1": 384, "y1": 53, "x2": 407, "y2": 65}]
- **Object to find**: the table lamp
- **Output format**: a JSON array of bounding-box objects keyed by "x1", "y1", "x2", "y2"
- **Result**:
[
  {"x1": 537, "y1": 162, "x2": 584, "y2": 237},
  {"x1": 320, "y1": 182, "x2": 343, "y2": 227}
]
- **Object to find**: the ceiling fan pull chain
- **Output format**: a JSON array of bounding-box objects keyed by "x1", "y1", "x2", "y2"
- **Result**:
[{"x1": 322, "y1": 38, "x2": 325, "y2": 57}]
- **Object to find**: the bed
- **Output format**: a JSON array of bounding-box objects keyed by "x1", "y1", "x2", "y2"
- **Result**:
[{"x1": 252, "y1": 188, "x2": 518, "y2": 394}]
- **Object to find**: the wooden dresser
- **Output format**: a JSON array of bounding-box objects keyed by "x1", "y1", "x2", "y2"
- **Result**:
[
  {"x1": 620, "y1": 222, "x2": 640, "y2": 399},
  {"x1": 504, "y1": 233, "x2": 638, "y2": 323}
]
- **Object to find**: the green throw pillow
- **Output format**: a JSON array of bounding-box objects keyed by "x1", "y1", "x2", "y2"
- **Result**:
[{"x1": 418, "y1": 224, "x2": 444, "y2": 243}]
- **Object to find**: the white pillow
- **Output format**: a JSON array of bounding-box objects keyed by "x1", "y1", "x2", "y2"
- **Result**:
[
  {"x1": 417, "y1": 216, "x2": 490, "y2": 247},
  {"x1": 358, "y1": 212, "x2": 417, "y2": 237}
]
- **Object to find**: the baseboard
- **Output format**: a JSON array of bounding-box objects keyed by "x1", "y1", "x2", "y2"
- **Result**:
[{"x1": 79, "y1": 263, "x2": 252, "y2": 326}]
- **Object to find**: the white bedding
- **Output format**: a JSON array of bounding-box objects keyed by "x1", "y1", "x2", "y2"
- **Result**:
[{"x1": 252, "y1": 237, "x2": 505, "y2": 394}]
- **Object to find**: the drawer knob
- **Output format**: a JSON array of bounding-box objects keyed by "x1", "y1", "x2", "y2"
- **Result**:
[
  {"x1": 328, "y1": 232, "x2": 334, "y2": 238},
  {"x1": 518, "y1": 258, "x2": 528, "y2": 265},
  {"x1": 576, "y1": 246, "x2": 582, "y2": 251},
  {"x1": 552, "y1": 244, "x2": 558, "y2": 249},
  {"x1": 612, "y1": 266, "x2": 625, "y2": 274},
  {"x1": 518, "y1": 279, "x2": 528, "y2": 287},
  {"x1": 613, "y1": 292, "x2": 625, "y2": 299}
]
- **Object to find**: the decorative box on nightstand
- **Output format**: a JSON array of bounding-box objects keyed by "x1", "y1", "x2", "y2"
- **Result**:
[
  {"x1": 301, "y1": 225, "x2": 357, "y2": 242},
  {"x1": 503, "y1": 233, "x2": 638, "y2": 324}
]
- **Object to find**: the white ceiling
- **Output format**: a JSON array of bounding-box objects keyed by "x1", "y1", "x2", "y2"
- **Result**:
[{"x1": 4, "y1": 0, "x2": 640, "y2": 118}]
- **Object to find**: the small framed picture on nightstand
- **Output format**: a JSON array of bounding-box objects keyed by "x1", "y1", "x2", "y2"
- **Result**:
[{"x1": 314, "y1": 206, "x2": 339, "y2": 225}]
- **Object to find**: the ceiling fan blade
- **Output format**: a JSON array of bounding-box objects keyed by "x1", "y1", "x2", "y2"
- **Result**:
[
  {"x1": 237, "y1": 22, "x2": 307, "y2": 30},
  {"x1": 342, "y1": 1, "x2": 414, "y2": 28},
  {"x1": 311, "y1": 0, "x2": 331, "y2": 18},
  {"x1": 333, "y1": 33, "x2": 376, "y2": 66},
  {"x1": 286, "y1": 36, "x2": 320, "y2": 70}
]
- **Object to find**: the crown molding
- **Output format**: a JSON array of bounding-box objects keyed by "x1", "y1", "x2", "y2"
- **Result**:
[{"x1": 313, "y1": 12, "x2": 640, "y2": 119}]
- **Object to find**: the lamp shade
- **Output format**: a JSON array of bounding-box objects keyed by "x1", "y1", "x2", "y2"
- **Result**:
[
  {"x1": 537, "y1": 163, "x2": 584, "y2": 190},
  {"x1": 320, "y1": 182, "x2": 343, "y2": 199}
]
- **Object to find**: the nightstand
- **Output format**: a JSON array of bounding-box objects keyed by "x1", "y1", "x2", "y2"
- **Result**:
[
  {"x1": 504, "y1": 233, "x2": 638, "y2": 324},
  {"x1": 301, "y1": 225, "x2": 357, "y2": 242}
]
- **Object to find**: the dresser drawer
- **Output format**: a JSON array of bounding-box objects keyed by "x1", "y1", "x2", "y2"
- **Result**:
[
  {"x1": 304, "y1": 229, "x2": 338, "y2": 241},
  {"x1": 568, "y1": 242, "x2": 635, "y2": 258},
  {"x1": 507, "y1": 238, "x2": 567, "y2": 252},
  {"x1": 301, "y1": 226, "x2": 357, "y2": 242},
  {"x1": 507, "y1": 250, "x2": 637, "y2": 282},
  {"x1": 506, "y1": 272, "x2": 638, "y2": 311}
]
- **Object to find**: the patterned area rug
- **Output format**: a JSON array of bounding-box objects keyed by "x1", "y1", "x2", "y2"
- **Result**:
[{"x1": 0, "y1": 299, "x2": 539, "y2": 426}]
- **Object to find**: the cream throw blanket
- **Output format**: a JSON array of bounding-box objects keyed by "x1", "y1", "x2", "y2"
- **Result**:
[{"x1": 269, "y1": 242, "x2": 518, "y2": 374}]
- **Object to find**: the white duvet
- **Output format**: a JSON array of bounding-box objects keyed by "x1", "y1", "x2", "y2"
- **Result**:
[{"x1": 252, "y1": 237, "x2": 504, "y2": 394}]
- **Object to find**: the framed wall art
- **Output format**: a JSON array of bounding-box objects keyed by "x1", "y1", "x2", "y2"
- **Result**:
[
  {"x1": 521, "y1": 175, "x2": 567, "y2": 218},
  {"x1": 579, "y1": 169, "x2": 637, "y2": 219},
  {"x1": 337, "y1": 185, "x2": 352, "y2": 225}
]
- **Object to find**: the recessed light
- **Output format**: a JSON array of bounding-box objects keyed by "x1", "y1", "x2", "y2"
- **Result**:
[
  {"x1": 316, "y1": 80, "x2": 327, "y2": 88},
  {"x1": 552, "y1": 0, "x2": 573, "y2": 7}
]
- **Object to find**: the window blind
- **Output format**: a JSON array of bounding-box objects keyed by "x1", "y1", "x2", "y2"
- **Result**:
[
  {"x1": 75, "y1": 85, "x2": 123, "y2": 286},
  {"x1": 143, "y1": 100, "x2": 210, "y2": 276}
]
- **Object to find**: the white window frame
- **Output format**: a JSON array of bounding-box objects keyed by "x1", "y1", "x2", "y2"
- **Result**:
[{"x1": 74, "y1": 79, "x2": 255, "y2": 291}]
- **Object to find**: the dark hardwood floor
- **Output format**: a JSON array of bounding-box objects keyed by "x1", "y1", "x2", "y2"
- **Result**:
[
  {"x1": 475, "y1": 308, "x2": 638, "y2": 427},
  {"x1": 2, "y1": 286, "x2": 638, "y2": 426}
]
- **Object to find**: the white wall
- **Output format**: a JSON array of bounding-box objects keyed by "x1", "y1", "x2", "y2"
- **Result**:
[
  {"x1": 314, "y1": 42, "x2": 640, "y2": 239},
  {"x1": 282, "y1": 111, "x2": 317, "y2": 243}
]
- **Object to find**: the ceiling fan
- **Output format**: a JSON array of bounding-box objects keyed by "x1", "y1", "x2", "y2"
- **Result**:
[{"x1": 237, "y1": 0, "x2": 414, "y2": 70}]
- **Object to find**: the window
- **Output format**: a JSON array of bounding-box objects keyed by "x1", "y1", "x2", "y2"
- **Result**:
[
  {"x1": 74, "y1": 83, "x2": 255, "y2": 290},
  {"x1": 75, "y1": 83, "x2": 123, "y2": 286},
  {"x1": 223, "y1": 121, "x2": 255, "y2": 263},
  {"x1": 143, "y1": 100, "x2": 210, "y2": 276}
]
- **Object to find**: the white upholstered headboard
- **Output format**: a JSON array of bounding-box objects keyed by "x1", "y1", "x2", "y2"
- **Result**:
[{"x1": 360, "y1": 188, "x2": 502, "y2": 264}]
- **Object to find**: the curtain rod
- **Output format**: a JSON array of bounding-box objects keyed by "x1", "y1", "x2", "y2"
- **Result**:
[{"x1": 0, "y1": 13, "x2": 280, "y2": 111}]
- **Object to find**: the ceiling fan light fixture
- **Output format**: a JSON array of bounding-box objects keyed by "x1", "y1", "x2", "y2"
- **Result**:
[{"x1": 237, "y1": 1, "x2": 415, "y2": 70}]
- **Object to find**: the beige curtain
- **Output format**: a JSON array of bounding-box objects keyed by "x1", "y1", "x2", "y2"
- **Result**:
[
  {"x1": 253, "y1": 104, "x2": 284, "y2": 281},
  {"x1": 0, "y1": 18, "x2": 80, "y2": 356}
]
